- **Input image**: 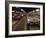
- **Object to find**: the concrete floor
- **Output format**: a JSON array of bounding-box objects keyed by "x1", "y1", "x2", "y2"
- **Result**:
[{"x1": 12, "y1": 16, "x2": 40, "y2": 31}]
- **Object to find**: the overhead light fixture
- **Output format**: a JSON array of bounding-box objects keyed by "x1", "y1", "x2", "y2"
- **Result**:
[
  {"x1": 21, "y1": 9, "x2": 24, "y2": 11},
  {"x1": 36, "y1": 9, "x2": 40, "y2": 11}
]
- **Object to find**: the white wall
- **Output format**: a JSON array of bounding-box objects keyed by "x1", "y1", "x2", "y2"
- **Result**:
[{"x1": 0, "y1": 0, "x2": 46, "y2": 38}]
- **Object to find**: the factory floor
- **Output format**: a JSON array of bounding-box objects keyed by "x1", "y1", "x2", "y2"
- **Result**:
[{"x1": 12, "y1": 16, "x2": 40, "y2": 31}]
